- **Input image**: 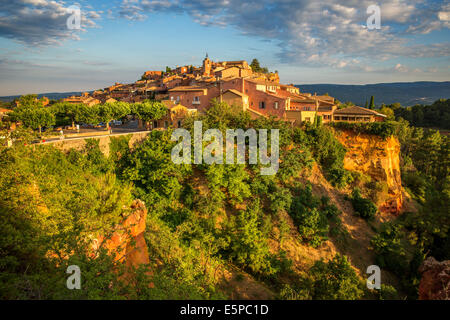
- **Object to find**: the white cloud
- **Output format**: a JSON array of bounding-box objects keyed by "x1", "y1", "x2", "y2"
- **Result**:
[
  {"x1": 0, "y1": 0, "x2": 101, "y2": 46},
  {"x1": 115, "y1": 0, "x2": 450, "y2": 73}
]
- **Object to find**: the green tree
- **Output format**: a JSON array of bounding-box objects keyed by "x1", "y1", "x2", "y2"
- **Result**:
[
  {"x1": 309, "y1": 254, "x2": 364, "y2": 300},
  {"x1": 289, "y1": 185, "x2": 329, "y2": 247},
  {"x1": 250, "y1": 58, "x2": 261, "y2": 73},
  {"x1": 97, "y1": 102, "x2": 131, "y2": 130},
  {"x1": 230, "y1": 199, "x2": 273, "y2": 274},
  {"x1": 52, "y1": 102, "x2": 86, "y2": 128},
  {"x1": 10, "y1": 107, "x2": 55, "y2": 134},
  {"x1": 369, "y1": 96, "x2": 375, "y2": 109},
  {"x1": 78, "y1": 104, "x2": 100, "y2": 125},
  {"x1": 132, "y1": 101, "x2": 168, "y2": 123},
  {"x1": 350, "y1": 188, "x2": 377, "y2": 220},
  {"x1": 15, "y1": 94, "x2": 43, "y2": 109},
  {"x1": 379, "y1": 106, "x2": 395, "y2": 120}
]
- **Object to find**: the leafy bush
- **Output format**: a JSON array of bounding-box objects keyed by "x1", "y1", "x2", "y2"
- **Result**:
[
  {"x1": 268, "y1": 185, "x2": 292, "y2": 216},
  {"x1": 402, "y1": 171, "x2": 429, "y2": 203},
  {"x1": 378, "y1": 284, "x2": 399, "y2": 300},
  {"x1": 293, "y1": 125, "x2": 351, "y2": 188},
  {"x1": 230, "y1": 200, "x2": 273, "y2": 275},
  {"x1": 289, "y1": 185, "x2": 330, "y2": 247},
  {"x1": 331, "y1": 121, "x2": 400, "y2": 139},
  {"x1": 350, "y1": 188, "x2": 377, "y2": 220},
  {"x1": 309, "y1": 254, "x2": 364, "y2": 300},
  {"x1": 370, "y1": 223, "x2": 408, "y2": 276}
]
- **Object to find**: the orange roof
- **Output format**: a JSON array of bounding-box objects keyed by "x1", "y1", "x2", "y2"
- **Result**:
[
  {"x1": 247, "y1": 108, "x2": 268, "y2": 118},
  {"x1": 224, "y1": 89, "x2": 248, "y2": 98},
  {"x1": 334, "y1": 106, "x2": 386, "y2": 117},
  {"x1": 246, "y1": 78, "x2": 280, "y2": 86},
  {"x1": 168, "y1": 86, "x2": 208, "y2": 92}
]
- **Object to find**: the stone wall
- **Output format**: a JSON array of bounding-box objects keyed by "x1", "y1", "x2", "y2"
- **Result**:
[{"x1": 47, "y1": 131, "x2": 150, "y2": 157}]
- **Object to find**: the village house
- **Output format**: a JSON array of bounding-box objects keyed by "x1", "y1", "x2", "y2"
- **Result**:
[
  {"x1": 221, "y1": 89, "x2": 249, "y2": 110},
  {"x1": 175, "y1": 65, "x2": 191, "y2": 74},
  {"x1": 168, "y1": 74, "x2": 313, "y2": 121},
  {"x1": 141, "y1": 71, "x2": 163, "y2": 80},
  {"x1": 137, "y1": 101, "x2": 197, "y2": 130},
  {"x1": 333, "y1": 106, "x2": 387, "y2": 122},
  {"x1": 63, "y1": 92, "x2": 101, "y2": 106},
  {"x1": 317, "y1": 104, "x2": 337, "y2": 123}
]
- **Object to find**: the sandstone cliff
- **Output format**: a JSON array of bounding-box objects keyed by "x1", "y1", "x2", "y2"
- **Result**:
[
  {"x1": 336, "y1": 130, "x2": 403, "y2": 214},
  {"x1": 93, "y1": 199, "x2": 150, "y2": 269}
]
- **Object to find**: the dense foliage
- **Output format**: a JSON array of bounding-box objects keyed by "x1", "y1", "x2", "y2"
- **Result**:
[
  {"x1": 249, "y1": 58, "x2": 269, "y2": 74},
  {"x1": 394, "y1": 99, "x2": 450, "y2": 130},
  {"x1": 294, "y1": 122, "x2": 352, "y2": 188},
  {"x1": 331, "y1": 121, "x2": 401, "y2": 139},
  {"x1": 2, "y1": 93, "x2": 448, "y2": 301},
  {"x1": 279, "y1": 254, "x2": 364, "y2": 300},
  {"x1": 369, "y1": 117, "x2": 449, "y2": 298},
  {"x1": 350, "y1": 188, "x2": 377, "y2": 220},
  {"x1": 289, "y1": 184, "x2": 344, "y2": 247}
]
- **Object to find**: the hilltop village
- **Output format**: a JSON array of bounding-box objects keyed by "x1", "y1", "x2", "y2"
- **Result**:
[{"x1": 62, "y1": 55, "x2": 386, "y2": 128}]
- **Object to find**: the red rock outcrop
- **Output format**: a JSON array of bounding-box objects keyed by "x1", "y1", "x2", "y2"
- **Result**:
[
  {"x1": 418, "y1": 257, "x2": 450, "y2": 300},
  {"x1": 93, "y1": 199, "x2": 150, "y2": 269},
  {"x1": 336, "y1": 130, "x2": 403, "y2": 214}
]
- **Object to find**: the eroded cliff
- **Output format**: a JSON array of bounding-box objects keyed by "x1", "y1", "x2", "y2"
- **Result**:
[
  {"x1": 93, "y1": 199, "x2": 150, "y2": 269},
  {"x1": 336, "y1": 129, "x2": 403, "y2": 214}
]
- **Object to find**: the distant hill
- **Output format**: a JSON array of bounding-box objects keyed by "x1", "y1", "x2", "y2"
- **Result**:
[
  {"x1": 296, "y1": 81, "x2": 450, "y2": 107},
  {"x1": 0, "y1": 91, "x2": 89, "y2": 103},
  {"x1": 1, "y1": 81, "x2": 449, "y2": 107}
]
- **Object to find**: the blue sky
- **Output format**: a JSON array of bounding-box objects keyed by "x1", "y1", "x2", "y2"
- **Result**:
[{"x1": 0, "y1": 0, "x2": 449, "y2": 95}]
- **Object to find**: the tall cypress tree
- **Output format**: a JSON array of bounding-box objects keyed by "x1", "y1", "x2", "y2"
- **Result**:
[{"x1": 369, "y1": 96, "x2": 375, "y2": 109}]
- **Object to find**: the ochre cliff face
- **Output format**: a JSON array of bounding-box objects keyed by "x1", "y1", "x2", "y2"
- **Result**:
[
  {"x1": 336, "y1": 130, "x2": 403, "y2": 214},
  {"x1": 93, "y1": 199, "x2": 150, "y2": 269}
]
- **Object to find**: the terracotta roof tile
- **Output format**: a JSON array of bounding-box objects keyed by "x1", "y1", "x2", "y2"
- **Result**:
[{"x1": 334, "y1": 106, "x2": 386, "y2": 117}]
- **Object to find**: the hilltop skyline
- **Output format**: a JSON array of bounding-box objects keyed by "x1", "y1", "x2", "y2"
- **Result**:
[{"x1": 0, "y1": 0, "x2": 449, "y2": 95}]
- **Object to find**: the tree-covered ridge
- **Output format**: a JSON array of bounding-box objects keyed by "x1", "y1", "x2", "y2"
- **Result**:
[
  {"x1": 0, "y1": 98, "x2": 448, "y2": 300},
  {"x1": 0, "y1": 100, "x2": 370, "y2": 300},
  {"x1": 373, "y1": 99, "x2": 450, "y2": 130}
]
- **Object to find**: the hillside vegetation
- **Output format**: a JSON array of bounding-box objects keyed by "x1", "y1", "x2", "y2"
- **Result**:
[{"x1": 0, "y1": 100, "x2": 448, "y2": 300}]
